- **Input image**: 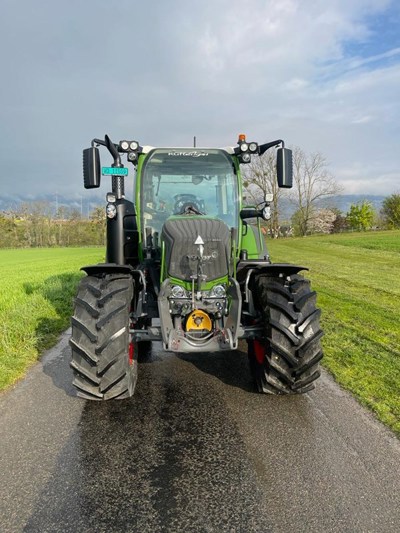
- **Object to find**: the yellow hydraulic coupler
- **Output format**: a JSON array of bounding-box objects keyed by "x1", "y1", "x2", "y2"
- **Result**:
[{"x1": 185, "y1": 310, "x2": 212, "y2": 332}]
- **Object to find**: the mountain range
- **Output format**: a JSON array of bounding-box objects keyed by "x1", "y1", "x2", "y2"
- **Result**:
[
  {"x1": 0, "y1": 193, "x2": 387, "y2": 219},
  {"x1": 0, "y1": 193, "x2": 105, "y2": 217}
]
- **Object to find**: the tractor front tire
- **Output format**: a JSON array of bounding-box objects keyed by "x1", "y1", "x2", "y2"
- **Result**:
[
  {"x1": 249, "y1": 273, "x2": 323, "y2": 394},
  {"x1": 70, "y1": 273, "x2": 137, "y2": 400}
]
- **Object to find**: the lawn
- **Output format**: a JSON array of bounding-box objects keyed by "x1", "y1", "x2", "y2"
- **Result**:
[
  {"x1": 0, "y1": 247, "x2": 103, "y2": 390},
  {"x1": 1, "y1": 233, "x2": 399, "y2": 436},
  {"x1": 267, "y1": 230, "x2": 400, "y2": 435}
]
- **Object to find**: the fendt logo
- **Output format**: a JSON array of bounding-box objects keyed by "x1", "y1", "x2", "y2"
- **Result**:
[{"x1": 168, "y1": 151, "x2": 209, "y2": 157}]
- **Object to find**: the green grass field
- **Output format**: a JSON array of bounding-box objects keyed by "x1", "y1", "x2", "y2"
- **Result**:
[
  {"x1": 0, "y1": 247, "x2": 103, "y2": 390},
  {"x1": 268, "y1": 230, "x2": 400, "y2": 435},
  {"x1": 0, "y1": 233, "x2": 399, "y2": 435}
]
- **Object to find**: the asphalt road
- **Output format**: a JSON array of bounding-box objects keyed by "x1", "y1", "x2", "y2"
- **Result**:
[{"x1": 1, "y1": 331, "x2": 399, "y2": 533}]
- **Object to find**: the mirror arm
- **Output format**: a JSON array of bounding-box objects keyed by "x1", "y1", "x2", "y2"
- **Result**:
[
  {"x1": 91, "y1": 136, "x2": 122, "y2": 167},
  {"x1": 92, "y1": 138, "x2": 106, "y2": 147},
  {"x1": 105, "y1": 134, "x2": 122, "y2": 167},
  {"x1": 259, "y1": 139, "x2": 284, "y2": 156}
]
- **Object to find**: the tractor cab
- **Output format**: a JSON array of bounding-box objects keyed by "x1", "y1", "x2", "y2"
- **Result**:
[{"x1": 138, "y1": 148, "x2": 240, "y2": 258}]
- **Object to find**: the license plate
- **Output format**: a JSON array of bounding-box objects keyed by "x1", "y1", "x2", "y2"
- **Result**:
[{"x1": 102, "y1": 167, "x2": 128, "y2": 176}]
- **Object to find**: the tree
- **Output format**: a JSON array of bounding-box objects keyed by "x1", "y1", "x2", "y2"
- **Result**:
[
  {"x1": 19, "y1": 201, "x2": 54, "y2": 247},
  {"x1": 89, "y1": 206, "x2": 106, "y2": 246},
  {"x1": 330, "y1": 208, "x2": 348, "y2": 233},
  {"x1": 381, "y1": 193, "x2": 400, "y2": 228},
  {"x1": 307, "y1": 208, "x2": 337, "y2": 234},
  {"x1": 0, "y1": 213, "x2": 19, "y2": 248},
  {"x1": 347, "y1": 200, "x2": 375, "y2": 231},
  {"x1": 242, "y1": 150, "x2": 282, "y2": 237},
  {"x1": 291, "y1": 207, "x2": 336, "y2": 236},
  {"x1": 0, "y1": 204, "x2": 109, "y2": 248},
  {"x1": 290, "y1": 147, "x2": 342, "y2": 236}
]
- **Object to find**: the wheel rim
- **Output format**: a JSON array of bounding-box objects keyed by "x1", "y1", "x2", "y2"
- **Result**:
[
  {"x1": 253, "y1": 340, "x2": 265, "y2": 365},
  {"x1": 128, "y1": 340, "x2": 134, "y2": 365}
]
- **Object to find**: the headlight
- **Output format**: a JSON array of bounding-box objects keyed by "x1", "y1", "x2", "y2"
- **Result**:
[
  {"x1": 241, "y1": 153, "x2": 251, "y2": 163},
  {"x1": 106, "y1": 193, "x2": 116, "y2": 203},
  {"x1": 120, "y1": 140, "x2": 129, "y2": 151},
  {"x1": 240, "y1": 143, "x2": 249, "y2": 152},
  {"x1": 106, "y1": 203, "x2": 117, "y2": 219},
  {"x1": 129, "y1": 141, "x2": 139, "y2": 151},
  {"x1": 171, "y1": 285, "x2": 186, "y2": 298},
  {"x1": 249, "y1": 142, "x2": 258, "y2": 152},
  {"x1": 128, "y1": 151, "x2": 137, "y2": 162},
  {"x1": 262, "y1": 206, "x2": 271, "y2": 220},
  {"x1": 211, "y1": 285, "x2": 226, "y2": 297}
]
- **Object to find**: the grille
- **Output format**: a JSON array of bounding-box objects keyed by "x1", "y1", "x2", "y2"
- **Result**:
[{"x1": 162, "y1": 217, "x2": 231, "y2": 281}]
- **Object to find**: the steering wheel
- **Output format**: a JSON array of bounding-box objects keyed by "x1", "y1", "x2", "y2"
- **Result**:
[{"x1": 177, "y1": 203, "x2": 204, "y2": 215}]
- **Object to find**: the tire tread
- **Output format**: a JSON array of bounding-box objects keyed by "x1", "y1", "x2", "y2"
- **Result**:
[
  {"x1": 70, "y1": 273, "x2": 136, "y2": 401},
  {"x1": 249, "y1": 273, "x2": 323, "y2": 394}
]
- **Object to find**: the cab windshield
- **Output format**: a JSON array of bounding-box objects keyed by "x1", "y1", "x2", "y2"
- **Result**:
[{"x1": 140, "y1": 148, "x2": 238, "y2": 249}]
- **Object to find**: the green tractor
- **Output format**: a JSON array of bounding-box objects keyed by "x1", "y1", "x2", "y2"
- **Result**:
[{"x1": 70, "y1": 134, "x2": 323, "y2": 400}]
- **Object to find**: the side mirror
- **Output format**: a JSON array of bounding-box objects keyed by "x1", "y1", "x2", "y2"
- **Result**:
[
  {"x1": 277, "y1": 147, "x2": 293, "y2": 188},
  {"x1": 83, "y1": 147, "x2": 101, "y2": 189}
]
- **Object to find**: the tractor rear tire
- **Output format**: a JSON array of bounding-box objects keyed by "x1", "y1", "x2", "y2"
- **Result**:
[
  {"x1": 70, "y1": 273, "x2": 137, "y2": 400},
  {"x1": 249, "y1": 273, "x2": 323, "y2": 394}
]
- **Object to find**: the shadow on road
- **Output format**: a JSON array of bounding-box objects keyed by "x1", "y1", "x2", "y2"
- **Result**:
[
  {"x1": 23, "y1": 357, "x2": 272, "y2": 533},
  {"x1": 177, "y1": 348, "x2": 256, "y2": 393},
  {"x1": 135, "y1": 339, "x2": 252, "y2": 391}
]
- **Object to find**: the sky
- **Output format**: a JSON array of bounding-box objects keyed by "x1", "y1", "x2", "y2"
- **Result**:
[{"x1": 0, "y1": 0, "x2": 399, "y2": 201}]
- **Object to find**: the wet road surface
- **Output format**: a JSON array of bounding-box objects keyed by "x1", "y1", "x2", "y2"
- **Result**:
[{"x1": 1, "y1": 331, "x2": 399, "y2": 533}]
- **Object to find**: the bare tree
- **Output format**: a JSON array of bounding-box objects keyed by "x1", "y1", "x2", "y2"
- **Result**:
[
  {"x1": 291, "y1": 147, "x2": 342, "y2": 236},
  {"x1": 242, "y1": 150, "x2": 283, "y2": 237},
  {"x1": 19, "y1": 201, "x2": 53, "y2": 247},
  {"x1": 90, "y1": 206, "x2": 107, "y2": 245}
]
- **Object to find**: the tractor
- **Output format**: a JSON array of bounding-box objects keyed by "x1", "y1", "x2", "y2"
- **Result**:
[{"x1": 70, "y1": 134, "x2": 323, "y2": 400}]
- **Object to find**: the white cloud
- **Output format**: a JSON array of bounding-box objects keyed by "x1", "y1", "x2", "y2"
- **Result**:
[
  {"x1": 284, "y1": 78, "x2": 309, "y2": 91},
  {"x1": 0, "y1": 0, "x2": 398, "y2": 196},
  {"x1": 346, "y1": 47, "x2": 400, "y2": 70},
  {"x1": 351, "y1": 116, "x2": 374, "y2": 124}
]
